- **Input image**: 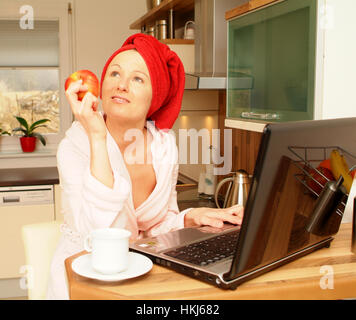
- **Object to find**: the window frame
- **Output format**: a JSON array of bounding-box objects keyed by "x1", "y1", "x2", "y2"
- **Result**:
[{"x1": 0, "y1": 0, "x2": 73, "y2": 154}]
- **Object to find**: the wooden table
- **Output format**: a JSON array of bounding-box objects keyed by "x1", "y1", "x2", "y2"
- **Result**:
[{"x1": 65, "y1": 223, "x2": 356, "y2": 300}]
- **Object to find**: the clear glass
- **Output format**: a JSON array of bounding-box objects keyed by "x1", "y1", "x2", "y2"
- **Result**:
[
  {"x1": 227, "y1": 0, "x2": 317, "y2": 122},
  {"x1": 0, "y1": 68, "x2": 60, "y2": 133}
]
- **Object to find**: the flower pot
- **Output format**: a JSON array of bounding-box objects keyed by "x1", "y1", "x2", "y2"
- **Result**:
[{"x1": 20, "y1": 136, "x2": 37, "y2": 152}]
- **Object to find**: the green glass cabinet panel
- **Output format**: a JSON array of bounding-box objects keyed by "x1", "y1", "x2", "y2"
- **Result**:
[{"x1": 227, "y1": 0, "x2": 317, "y2": 122}]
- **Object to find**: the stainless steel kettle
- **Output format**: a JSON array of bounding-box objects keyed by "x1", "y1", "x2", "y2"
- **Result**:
[{"x1": 214, "y1": 169, "x2": 251, "y2": 208}]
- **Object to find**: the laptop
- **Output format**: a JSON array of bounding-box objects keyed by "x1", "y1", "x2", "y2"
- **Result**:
[{"x1": 130, "y1": 117, "x2": 356, "y2": 289}]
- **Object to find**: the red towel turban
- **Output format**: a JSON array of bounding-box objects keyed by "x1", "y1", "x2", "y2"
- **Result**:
[{"x1": 100, "y1": 33, "x2": 185, "y2": 130}]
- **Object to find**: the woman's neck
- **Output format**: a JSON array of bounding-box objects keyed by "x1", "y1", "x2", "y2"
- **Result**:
[{"x1": 105, "y1": 116, "x2": 148, "y2": 155}]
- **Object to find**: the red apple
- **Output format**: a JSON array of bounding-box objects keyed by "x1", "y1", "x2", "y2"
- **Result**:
[
  {"x1": 64, "y1": 70, "x2": 99, "y2": 101},
  {"x1": 306, "y1": 166, "x2": 335, "y2": 195}
]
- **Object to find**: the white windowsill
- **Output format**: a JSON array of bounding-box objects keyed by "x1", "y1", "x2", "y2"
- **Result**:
[{"x1": 0, "y1": 149, "x2": 57, "y2": 159}]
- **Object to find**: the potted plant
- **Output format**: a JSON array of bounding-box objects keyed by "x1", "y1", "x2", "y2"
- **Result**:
[{"x1": 12, "y1": 116, "x2": 50, "y2": 152}]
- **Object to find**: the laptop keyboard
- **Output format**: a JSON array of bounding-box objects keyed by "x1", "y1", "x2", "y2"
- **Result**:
[{"x1": 164, "y1": 231, "x2": 239, "y2": 266}]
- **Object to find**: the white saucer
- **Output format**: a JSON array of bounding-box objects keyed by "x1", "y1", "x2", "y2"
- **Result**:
[{"x1": 71, "y1": 252, "x2": 153, "y2": 282}]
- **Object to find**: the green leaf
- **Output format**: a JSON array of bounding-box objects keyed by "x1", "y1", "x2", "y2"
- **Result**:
[
  {"x1": 33, "y1": 132, "x2": 46, "y2": 146},
  {"x1": 0, "y1": 129, "x2": 10, "y2": 135},
  {"x1": 28, "y1": 124, "x2": 48, "y2": 135},
  {"x1": 29, "y1": 119, "x2": 50, "y2": 132},
  {"x1": 15, "y1": 116, "x2": 29, "y2": 132},
  {"x1": 12, "y1": 127, "x2": 28, "y2": 136}
]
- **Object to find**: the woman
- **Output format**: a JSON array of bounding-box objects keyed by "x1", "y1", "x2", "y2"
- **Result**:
[{"x1": 47, "y1": 34, "x2": 243, "y2": 299}]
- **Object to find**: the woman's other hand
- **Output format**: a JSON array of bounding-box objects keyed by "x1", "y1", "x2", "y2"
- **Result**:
[
  {"x1": 65, "y1": 80, "x2": 107, "y2": 141},
  {"x1": 184, "y1": 204, "x2": 244, "y2": 229}
]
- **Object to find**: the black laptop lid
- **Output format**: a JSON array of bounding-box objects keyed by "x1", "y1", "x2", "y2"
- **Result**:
[{"x1": 226, "y1": 117, "x2": 356, "y2": 279}]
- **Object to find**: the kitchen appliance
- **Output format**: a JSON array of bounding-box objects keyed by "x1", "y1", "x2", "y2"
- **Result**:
[
  {"x1": 185, "y1": 0, "x2": 249, "y2": 90},
  {"x1": 214, "y1": 169, "x2": 251, "y2": 208},
  {"x1": 131, "y1": 117, "x2": 355, "y2": 290},
  {"x1": 0, "y1": 185, "x2": 54, "y2": 282}
]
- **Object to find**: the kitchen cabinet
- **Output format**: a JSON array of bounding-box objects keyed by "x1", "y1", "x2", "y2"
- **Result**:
[
  {"x1": 224, "y1": 0, "x2": 356, "y2": 131},
  {"x1": 0, "y1": 186, "x2": 55, "y2": 279},
  {"x1": 54, "y1": 184, "x2": 64, "y2": 222},
  {"x1": 226, "y1": 0, "x2": 317, "y2": 123},
  {"x1": 218, "y1": 91, "x2": 262, "y2": 177},
  {"x1": 0, "y1": 167, "x2": 59, "y2": 281}
]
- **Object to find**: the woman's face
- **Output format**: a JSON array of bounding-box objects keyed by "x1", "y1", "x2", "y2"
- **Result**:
[{"x1": 101, "y1": 49, "x2": 152, "y2": 125}]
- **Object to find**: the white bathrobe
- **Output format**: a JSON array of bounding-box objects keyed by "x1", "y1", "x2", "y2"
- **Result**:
[{"x1": 46, "y1": 121, "x2": 190, "y2": 299}]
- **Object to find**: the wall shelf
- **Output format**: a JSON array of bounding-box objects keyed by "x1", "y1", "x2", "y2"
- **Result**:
[
  {"x1": 160, "y1": 39, "x2": 194, "y2": 45},
  {"x1": 130, "y1": 0, "x2": 194, "y2": 30}
]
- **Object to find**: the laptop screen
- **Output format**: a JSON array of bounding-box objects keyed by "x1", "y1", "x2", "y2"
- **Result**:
[{"x1": 227, "y1": 117, "x2": 356, "y2": 279}]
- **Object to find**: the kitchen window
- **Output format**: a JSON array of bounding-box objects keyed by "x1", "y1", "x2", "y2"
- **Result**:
[
  {"x1": 0, "y1": 68, "x2": 60, "y2": 134},
  {"x1": 0, "y1": 0, "x2": 73, "y2": 155}
]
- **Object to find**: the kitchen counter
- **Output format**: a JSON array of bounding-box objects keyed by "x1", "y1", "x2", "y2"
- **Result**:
[
  {"x1": 0, "y1": 167, "x2": 59, "y2": 187},
  {"x1": 176, "y1": 173, "x2": 221, "y2": 210},
  {"x1": 178, "y1": 197, "x2": 218, "y2": 211}
]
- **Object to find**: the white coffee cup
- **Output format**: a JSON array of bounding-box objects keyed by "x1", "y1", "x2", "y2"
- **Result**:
[{"x1": 84, "y1": 228, "x2": 131, "y2": 274}]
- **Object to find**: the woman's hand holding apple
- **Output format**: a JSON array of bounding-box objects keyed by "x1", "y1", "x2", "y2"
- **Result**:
[
  {"x1": 65, "y1": 70, "x2": 114, "y2": 189},
  {"x1": 65, "y1": 69, "x2": 100, "y2": 101},
  {"x1": 65, "y1": 71, "x2": 106, "y2": 141}
]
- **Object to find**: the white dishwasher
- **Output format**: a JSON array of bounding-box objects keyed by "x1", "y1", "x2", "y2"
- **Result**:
[{"x1": 0, "y1": 185, "x2": 55, "y2": 279}]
